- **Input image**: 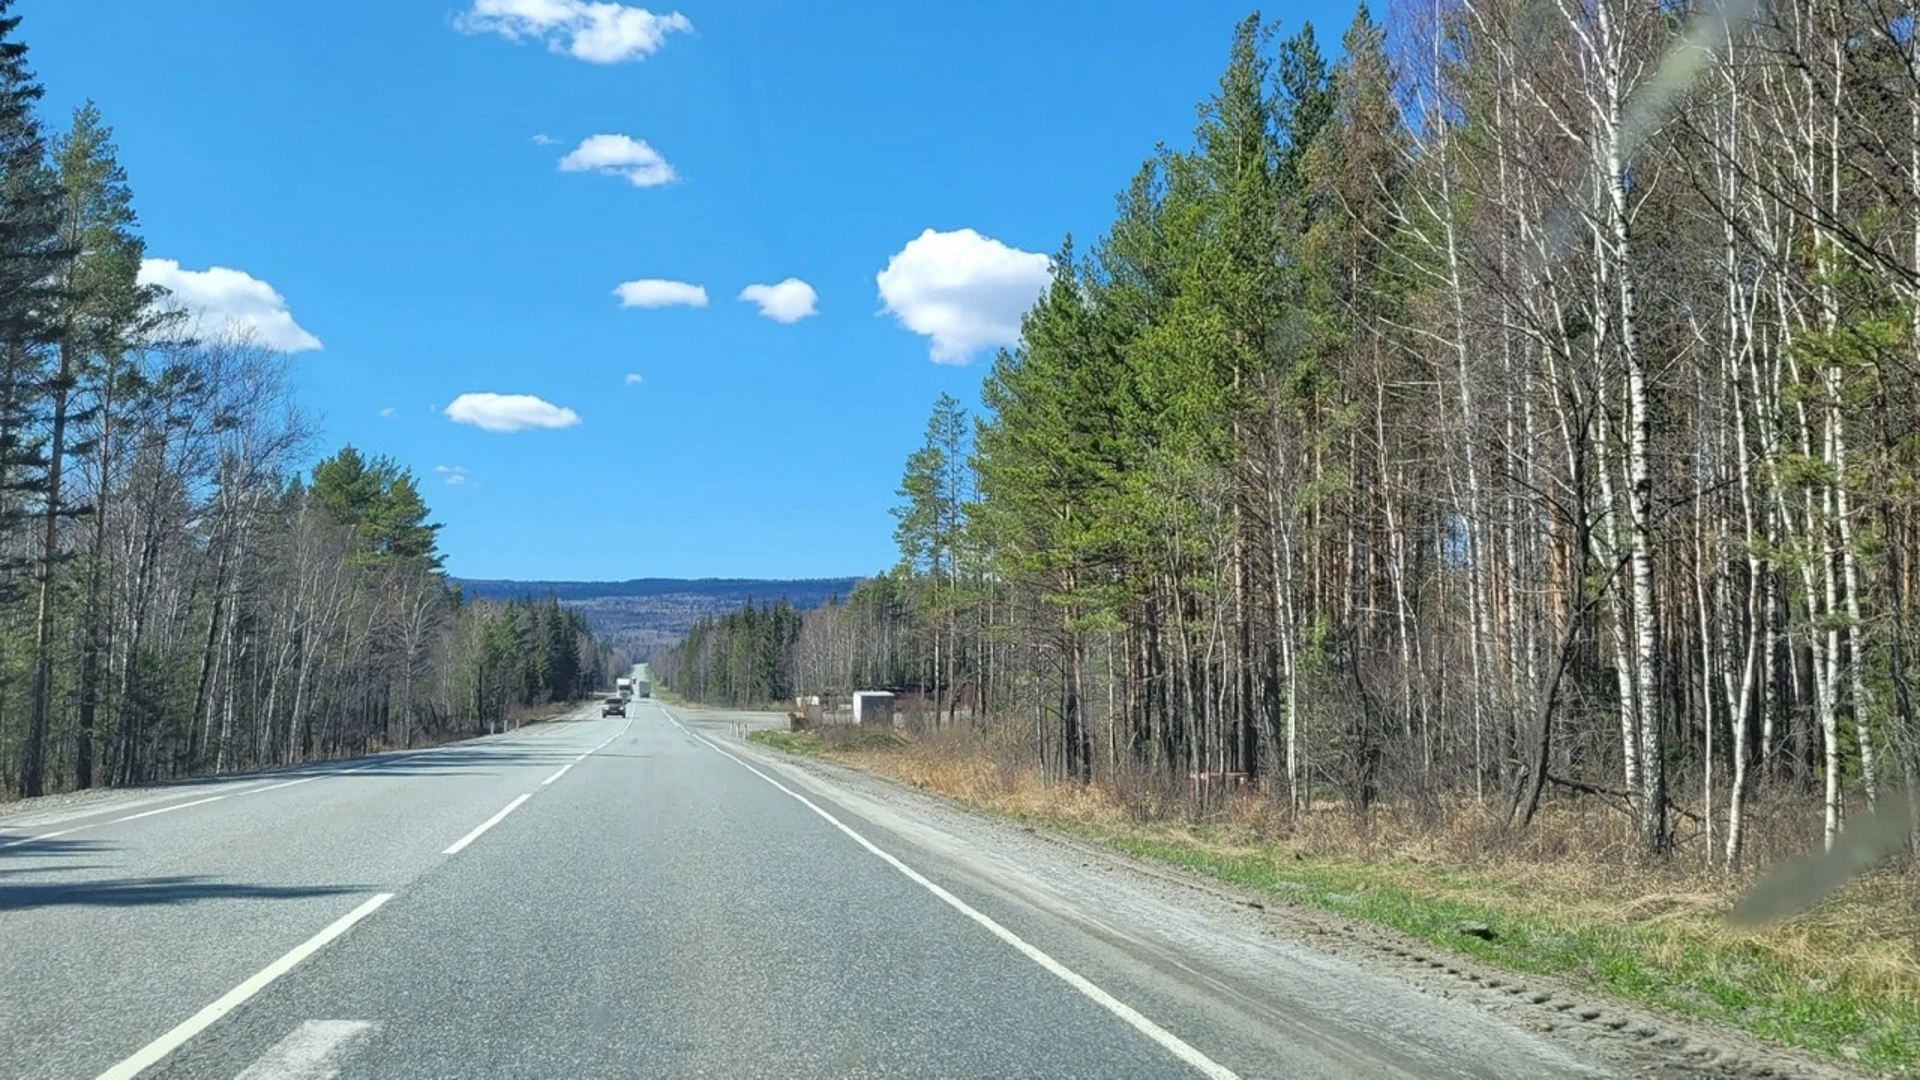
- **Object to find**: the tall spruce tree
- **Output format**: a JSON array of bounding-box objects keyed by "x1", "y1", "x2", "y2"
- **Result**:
[
  {"x1": 44, "y1": 102, "x2": 150, "y2": 789},
  {"x1": 3, "y1": 3, "x2": 72, "y2": 796}
]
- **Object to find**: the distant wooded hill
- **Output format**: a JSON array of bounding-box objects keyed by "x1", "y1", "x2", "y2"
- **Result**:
[{"x1": 452, "y1": 577, "x2": 863, "y2": 661}]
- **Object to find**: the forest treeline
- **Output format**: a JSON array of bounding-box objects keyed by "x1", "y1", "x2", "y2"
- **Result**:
[
  {"x1": 657, "y1": 0, "x2": 1920, "y2": 865},
  {"x1": 652, "y1": 582, "x2": 929, "y2": 709},
  {"x1": 0, "y1": 9, "x2": 614, "y2": 799}
]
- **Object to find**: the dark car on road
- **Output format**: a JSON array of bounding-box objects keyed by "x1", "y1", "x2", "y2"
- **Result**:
[{"x1": 602, "y1": 696, "x2": 626, "y2": 717}]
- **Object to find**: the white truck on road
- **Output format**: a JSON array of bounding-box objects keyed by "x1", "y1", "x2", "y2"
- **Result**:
[{"x1": 616, "y1": 677, "x2": 634, "y2": 699}]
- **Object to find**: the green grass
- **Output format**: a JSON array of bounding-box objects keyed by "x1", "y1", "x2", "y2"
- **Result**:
[
  {"x1": 1065, "y1": 827, "x2": 1919, "y2": 1075},
  {"x1": 745, "y1": 729, "x2": 825, "y2": 755},
  {"x1": 747, "y1": 725, "x2": 905, "y2": 754}
]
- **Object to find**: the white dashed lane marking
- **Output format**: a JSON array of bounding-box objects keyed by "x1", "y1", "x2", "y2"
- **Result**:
[
  {"x1": 441, "y1": 794, "x2": 531, "y2": 856},
  {"x1": 232, "y1": 1020, "x2": 378, "y2": 1080},
  {"x1": 93, "y1": 895, "x2": 393, "y2": 1080}
]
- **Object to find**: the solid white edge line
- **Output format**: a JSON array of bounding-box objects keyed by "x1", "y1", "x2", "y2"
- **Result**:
[
  {"x1": 113, "y1": 793, "x2": 232, "y2": 822},
  {"x1": 540, "y1": 761, "x2": 576, "y2": 786},
  {"x1": 662, "y1": 710, "x2": 1240, "y2": 1080},
  {"x1": 4, "y1": 707, "x2": 612, "y2": 849},
  {"x1": 442, "y1": 793, "x2": 532, "y2": 855},
  {"x1": 0, "y1": 823, "x2": 80, "y2": 849},
  {"x1": 15, "y1": 780, "x2": 294, "y2": 841},
  {"x1": 245, "y1": 776, "x2": 319, "y2": 795},
  {"x1": 93, "y1": 893, "x2": 394, "y2": 1080},
  {"x1": 3, "y1": 791, "x2": 240, "y2": 848},
  {"x1": 0, "y1": 761, "x2": 389, "y2": 847}
]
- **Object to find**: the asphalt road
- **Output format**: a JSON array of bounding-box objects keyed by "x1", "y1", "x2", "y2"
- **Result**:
[{"x1": 0, "y1": 689, "x2": 1674, "y2": 1079}]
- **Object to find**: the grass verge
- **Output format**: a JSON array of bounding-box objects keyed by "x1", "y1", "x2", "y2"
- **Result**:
[
  {"x1": 746, "y1": 729, "x2": 825, "y2": 755},
  {"x1": 1078, "y1": 828, "x2": 1919, "y2": 1075},
  {"x1": 750, "y1": 728, "x2": 1920, "y2": 1077},
  {"x1": 514, "y1": 699, "x2": 587, "y2": 726}
]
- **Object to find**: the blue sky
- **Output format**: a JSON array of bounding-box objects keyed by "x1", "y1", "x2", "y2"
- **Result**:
[{"x1": 22, "y1": 0, "x2": 1355, "y2": 581}]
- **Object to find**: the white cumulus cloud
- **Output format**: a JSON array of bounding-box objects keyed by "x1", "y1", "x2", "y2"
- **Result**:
[
  {"x1": 444, "y1": 392, "x2": 582, "y2": 433},
  {"x1": 434, "y1": 464, "x2": 471, "y2": 485},
  {"x1": 378, "y1": 407, "x2": 397, "y2": 419},
  {"x1": 613, "y1": 278, "x2": 707, "y2": 309},
  {"x1": 137, "y1": 258, "x2": 322, "y2": 353},
  {"x1": 738, "y1": 278, "x2": 818, "y2": 323},
  {"x1": 455, "y1": 0, "x2": 692, "y2": 64},
  {"x1": 558, "y1": 133, "x2": 675, "y2": 187},
  {"x1": 531, "y1": 132, "x2": 557, "y2": 145},
  {"x1": 624, "y1": 372, "x2": 645, "y2": 384},
  {"x1": 875, "y1": 228, "x2": 1050, "y2": 364}
]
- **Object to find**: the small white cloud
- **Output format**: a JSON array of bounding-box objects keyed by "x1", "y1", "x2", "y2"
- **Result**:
[
  {"x1": 137, "y1": 258, "x2": 322, "y2": 353},
  {"x1": 531, "y1": 132, "x2": 557, "y2": 145},
  {"x1": 613, "y1": 278, "x2": 706, "y2": 309},
  {"x1": 876, "y1": 228, "x2": 1051, "y2": 364},
  {"x1": 444, "y1": 392, "x2": 582, "y2": 433},
  {"x1": 455, "y1": 0, "x2": 692, "y2": 64},
  {"x1": 378, "y1": 407, "x2": 397, "y2": 418},
  {"x1": 624, "y1": 372, "x2": 645, "y2": 384},
  {"x1": 434, "y1": 464, "x2": 471, "y2": 485},
  {"x1": 558, "y1": 133, "x2": 675, "y2": 187},
  {"x1": 738, "y1": 278, "x2": 818, "y2": 323}
]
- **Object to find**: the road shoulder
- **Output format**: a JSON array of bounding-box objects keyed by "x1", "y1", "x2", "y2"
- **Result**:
[{"x1": 700, "y1": 711, "x2": 1864, "y2": 1080}]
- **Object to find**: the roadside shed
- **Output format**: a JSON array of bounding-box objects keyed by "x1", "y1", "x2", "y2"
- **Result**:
[{"x1": 851, "y1": 691, "x2": 896, "y2": 727}]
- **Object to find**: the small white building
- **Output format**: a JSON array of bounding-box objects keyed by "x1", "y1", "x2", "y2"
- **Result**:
[{"x1": 851, "y1": 691, "x2": 896, "y2": 727}]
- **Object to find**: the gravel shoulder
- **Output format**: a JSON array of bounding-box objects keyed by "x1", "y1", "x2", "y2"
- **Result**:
[{"x1": 681, "y1": 706, "x2": 1868, "y2": 1080}]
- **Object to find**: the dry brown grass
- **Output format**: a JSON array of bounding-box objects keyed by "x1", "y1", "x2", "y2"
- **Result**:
[
  {"x1": 506, "y1": 699, "x2": 584, "y2": 727},
  {"x1": 834, "y1": 725, "x2": 1131, "y2": 827}
]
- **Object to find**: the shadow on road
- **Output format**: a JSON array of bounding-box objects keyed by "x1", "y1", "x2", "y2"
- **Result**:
[
  {"x1": 0, "y1": 864, "x2": 109, "y2": 876},
  {"x1": 0, "y1": 875, "x2": 366, "y2": 912},
  {"x1": 0, "y1": 837, "x2": 113, "y2": 860},
  {"x1": 0, "y1": 722, "x2": 594, "y2": 809},
  {"x1": 341, "y1": 746, "x2": 582, "y2": 777}
]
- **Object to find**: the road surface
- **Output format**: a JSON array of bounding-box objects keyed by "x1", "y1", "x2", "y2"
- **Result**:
[{"x1": 0, "y1": 695, "x2": 1842, "y2": 1079}]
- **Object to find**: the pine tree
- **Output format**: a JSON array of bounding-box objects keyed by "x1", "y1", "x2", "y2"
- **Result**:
[
  {"x1": 893, "y1": 392, "x2": 970, "y2": 718},
  {"x1": 310, "y1": 445, "x2": 442, "y2": 568},
  {"x1": 4, "y1": 3, "x2": 73, "y2": 796},
  {"x1": 976, "y1": 238, "x2": 1126, "y2": 780},
  {"x1": 45, "y1": 102, "x2": 153, "y2": 790}
]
